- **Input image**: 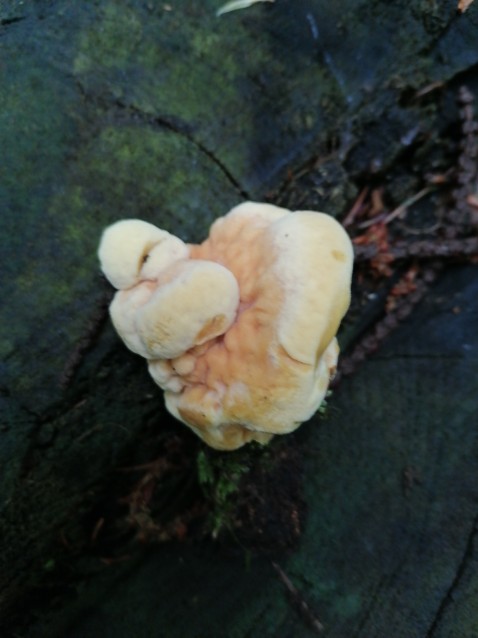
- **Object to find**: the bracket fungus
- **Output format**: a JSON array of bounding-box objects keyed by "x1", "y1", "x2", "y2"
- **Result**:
[{"x1": 98, "y1": 202, "x2": 353, "y2": 450}]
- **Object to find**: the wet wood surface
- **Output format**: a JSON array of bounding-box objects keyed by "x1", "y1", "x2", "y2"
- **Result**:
[{"x1": 1, "y1": 1, "x2": 478, "y2": 636}]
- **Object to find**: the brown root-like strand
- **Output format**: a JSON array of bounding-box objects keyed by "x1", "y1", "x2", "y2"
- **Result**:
[
  {"x1": 354, "y1": 236, "x2": 478, "y2": 263},
  {"x1": 334, "y1": 263, "x2": 442, "y2": 384}
]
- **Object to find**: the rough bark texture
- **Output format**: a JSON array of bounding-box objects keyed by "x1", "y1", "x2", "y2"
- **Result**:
[{"x1": 1, "y1": 1, "x2": 478, "y2": 636}]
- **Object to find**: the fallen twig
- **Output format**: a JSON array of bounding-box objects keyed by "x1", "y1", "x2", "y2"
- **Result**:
[
  {"x1": 342, "y1": 187, "x2": 369, "y2": 227},
  {"x1": 354, "y1": 235, "x2": 478, "y2": 262},
  {"x1": 334, "y1": 263, "x2": 442, "y2": 384},
  {"x1": 447, "y1": 86, "x2": 478, "y2": 235},
  {"x1": 358, "y1": 187, "x2": 435, "y2": 229},
  {"x1": 271, "y1": 561, "x2": 324, "y2": 634}
]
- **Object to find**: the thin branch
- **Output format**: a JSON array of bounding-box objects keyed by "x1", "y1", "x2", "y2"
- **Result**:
[{"x1": 271, "y1": 561, "x2": 324, "y2": 634}]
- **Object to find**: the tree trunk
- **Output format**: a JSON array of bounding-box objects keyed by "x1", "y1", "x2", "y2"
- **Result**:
[{"x1": 1, "y1": 1, "x2": 478, "y2": 636}]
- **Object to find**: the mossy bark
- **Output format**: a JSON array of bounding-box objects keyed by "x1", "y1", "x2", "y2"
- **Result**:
[{"x1": 1, "y1": 1, "x2": 478, "y2": 636}]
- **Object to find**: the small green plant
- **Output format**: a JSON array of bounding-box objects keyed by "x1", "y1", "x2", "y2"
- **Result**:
[
  {"x1": 197, "y1": 449, "x2": 250, "y2": 538},
  {"x1": 43, "y1": 558, "x2": 56, "y2": 572},
  {"x1": 317, "y1": 389, "x2": 333, "y2": 416}
]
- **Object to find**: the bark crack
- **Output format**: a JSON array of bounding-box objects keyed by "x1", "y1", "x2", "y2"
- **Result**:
[
  {"x1": 425, "y1": 513, "x2": 478, "y2": 637},
  {"x1": 76, "y1": 82, "x2": 251, "y2": 200},
  {"x1": 124, "y1": 102, "x2": 252, "y2": 201},
  {"x1": 0, "y1": 16, "x2": 26, "y2": 27}
]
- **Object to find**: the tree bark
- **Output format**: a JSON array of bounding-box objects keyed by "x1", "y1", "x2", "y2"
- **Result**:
[{"x1": 1, "y1": 1, "x2": 478, "y2": 636}]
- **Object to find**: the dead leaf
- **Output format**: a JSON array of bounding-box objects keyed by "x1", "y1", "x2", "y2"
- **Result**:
[
  {"x1": 217, "y1": 0, "x2": 275, "y2": 17},
  {"x1": 458, "y1": 0, "x2": 474, "y2": 13}
]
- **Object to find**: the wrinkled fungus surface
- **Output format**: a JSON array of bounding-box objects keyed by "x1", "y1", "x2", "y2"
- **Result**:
[{"x1": 98, "y1": 202, "x2": 353, "y2": 450}]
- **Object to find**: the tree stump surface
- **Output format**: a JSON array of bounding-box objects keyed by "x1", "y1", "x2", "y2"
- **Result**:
[{"x1": 1, "y1": 1, "x2": 478, "y2": 636}]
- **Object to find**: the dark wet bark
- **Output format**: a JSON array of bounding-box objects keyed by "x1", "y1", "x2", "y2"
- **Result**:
[{"x1": 1, "y1": 1, "x2": 478, "y2": 636}]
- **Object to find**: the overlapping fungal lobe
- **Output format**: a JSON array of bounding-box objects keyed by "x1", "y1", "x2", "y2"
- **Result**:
[{"x1": 98, "y1": 202, "x2": 354, "y2": 451}]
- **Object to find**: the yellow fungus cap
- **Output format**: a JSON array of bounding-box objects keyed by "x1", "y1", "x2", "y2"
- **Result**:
[{"x1": 98, "y1": 202, "x2": 353, "y2": 450}]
